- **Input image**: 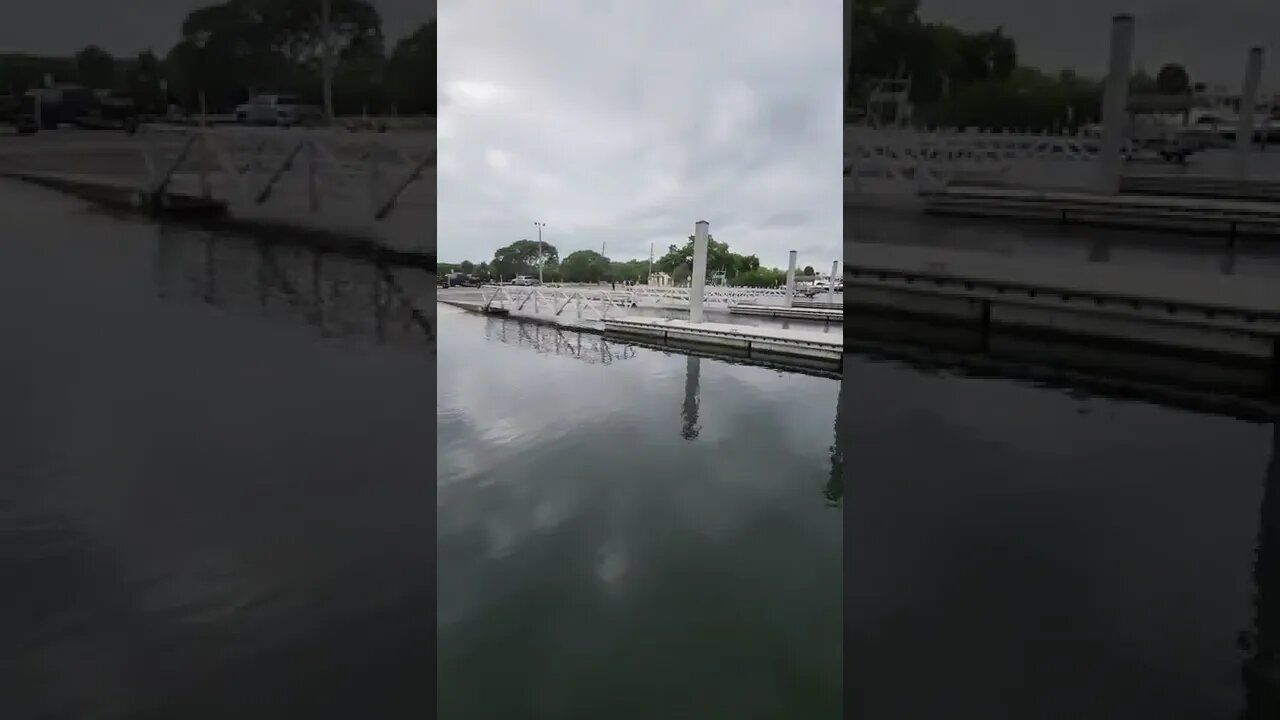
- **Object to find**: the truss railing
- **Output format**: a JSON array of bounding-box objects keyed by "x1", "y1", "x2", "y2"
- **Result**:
[
  {"x1": 480, "y1": 284, "x2": 790, "y2": 320},
  {"x1": 481, "y1": 285, "x2": 636, "y2": 321},
  {"x1": 847, "y1": 126, "x2": 1101, "y2": 192},
  {"x1": 137, "y1": 123, "x2": 434, "y2": 220}
]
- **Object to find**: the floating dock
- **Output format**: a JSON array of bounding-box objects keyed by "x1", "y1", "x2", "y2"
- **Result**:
[
  {"x1": 1119, "y1": 174, "x2": 1280, "y2": 202},
  {"x1": 728, "y1": 305, "x2": 843, "y2": 322},
  {"x1": 844, "y1": 243, "x2": 1280, "y2": 375},
  {"x1": 922, "y1": 185, "x2": 1280, "y2": 237},
  {"x1": 603, "y1": 317, "x2": 842, "y2": 367},
  {"x1": 0, "y1": 169, "x2": 227, "y2": 217},
  {"x1": 793, "y1": 299, "x2": 842, "y2": 310}
]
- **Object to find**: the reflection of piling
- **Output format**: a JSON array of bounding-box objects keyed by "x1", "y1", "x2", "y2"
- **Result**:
[
  {"x1": 785, "y1": 250, "x2": 798, "y2": 308},
  {"x1": 1237, "y1": 47, "x2": 1265, "y2": 180},
  {"x1": 1098, "y1": 14, "x2": 1134, "y2": 194},
  {"x1": 1244, "y1": 423, "x2": 1280, "y2": 717},
  {"x1": 825, "y1": 369, "x2": 844, "y2": 506},
  {"x1": 690, "y1": 220, "x2": 709, "y2": 323},
  {"x1": 681, "y1": 355, "x2": 701, "y2": 441}
]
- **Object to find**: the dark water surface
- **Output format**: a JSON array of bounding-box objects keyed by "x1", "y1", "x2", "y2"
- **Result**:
[
  {"x1": 845, "y1": 207, "x2": 1280, "y2": 718},
  {"x1": 0, "y1": 180, "x2": 435, "y2": 718},
  {"x1": 436, "y1": 305, "x2": 843, "y2": 717}
]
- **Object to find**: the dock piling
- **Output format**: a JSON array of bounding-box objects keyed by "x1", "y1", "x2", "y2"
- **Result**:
[
  {"x1": 1098, "y1": 14, "x2": 1135, "y2": 194},
  {"x1": 785, "y1": 250, "x2": 798, "y2": 308},
  {"x1": 690, "y1": 220, "x2": 709, "y2": 323},
  {"x1": 1237, "y1": 47, "x2": 1265, "y2": 180},
  {"x1": 830, "y1": 260, "x2": 839, "y2": 306}
]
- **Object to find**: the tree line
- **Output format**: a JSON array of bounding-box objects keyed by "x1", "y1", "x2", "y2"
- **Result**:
[
  {"x1": 0, "y1": 0, "x2": 433, "y2": 116},
  {"x1": 440, "y1": 237, "x2": 812, "y2": 288},
  {"x1": 850, "y1": 0, "x2": 1194, "y2": 131}
]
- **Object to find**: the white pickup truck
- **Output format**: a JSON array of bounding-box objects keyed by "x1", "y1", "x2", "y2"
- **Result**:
[
  {"x1": 242, "y1": 94, "x2": 323, "y2": 127},
  {"x1": 804, "y1": 279, "x2": 842, "y2": 297}
]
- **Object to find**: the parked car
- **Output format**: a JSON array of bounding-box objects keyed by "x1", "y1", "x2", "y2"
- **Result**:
[
  {"x1": 243, "y1": 94, "x2": 323, "y2": 127},
  {"x1": 443, "y1": 272, "x2": 480, "y2": 288},
  {"x1": 510, "y1": 276, "x2": 540, "y2": 286}
]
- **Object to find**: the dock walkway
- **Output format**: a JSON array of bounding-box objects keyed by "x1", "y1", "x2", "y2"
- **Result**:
[
  {"x1": 729, "y1": 305, "x2": 842, "y2": 322},
  {"x1": 845, "y1": 242, "x2": 1280, "y2": 362},
  {"x1": 603, "y1": 317, "x2": 842, "y2": 366},
  {"x1": 922, "y1": 185, "x2": 1280, "y2": 237}
]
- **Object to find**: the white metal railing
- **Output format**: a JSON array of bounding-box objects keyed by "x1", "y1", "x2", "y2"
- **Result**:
[
  {"x1": 480, "y1": 283, "x2": 789, "y2": 320},
  {"x1": 481, "y1": 285, "x2": 636, "y2": 321},
  {"x1": 137, "y1": 123, "x2": 434, "y2": 220},
  {"x1": 847, "y1": 126, "x2": 1100, "y2": 192}
]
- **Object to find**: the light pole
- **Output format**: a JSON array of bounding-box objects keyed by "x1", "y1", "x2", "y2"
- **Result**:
[
  {"x1": 533, "y1": 221, "x2": 546, "y2": 283},
  {"x1": 321, "y1": 0, "x2": 335, "y2": 125}
]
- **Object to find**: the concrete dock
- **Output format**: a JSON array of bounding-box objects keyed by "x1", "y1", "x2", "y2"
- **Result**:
[
  {"x1": 793, "y1": 299, "x2": 843, "y2": 310},
  {"x1": 728, "y1": 305, "x2": 843, "y2": 322},
  {"x1": 921, "y1": 185, "x2": 1280, "y2": 237},
  {"x1": 845, "y1": 242, "x2": 1280, "y2": 366},
  {"x1": 1119, "y1": 174, "x2": 1280, "y2": 202},
  {"x1": 603, "y1": 317, "x2": 842, "y2": 367}
]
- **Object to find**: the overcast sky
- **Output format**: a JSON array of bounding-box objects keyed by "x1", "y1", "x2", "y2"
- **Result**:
[
  {"x1": 921, "y1": 0, "x2": 1279, "y2": 90},
  {"x1": 436, "y1": 0, "x2": 842, "y2": 268},
  {"x1": 1, "y1": 0, "x2": 434, "y2": 56}
]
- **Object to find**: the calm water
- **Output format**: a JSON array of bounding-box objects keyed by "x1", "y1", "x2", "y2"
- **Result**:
[
  {"x1": 436, "y1": 304, "x2": 843, "y2": 717},
  {"x1": 845, "y1": 207, "x2": 1280, "y2": 718},
  {"x1": 0, "y1": 180, "x2": 436, "y2": 718},
  {"x1": 6, "y1": 173, "x2": 1280, "y2": 718}
]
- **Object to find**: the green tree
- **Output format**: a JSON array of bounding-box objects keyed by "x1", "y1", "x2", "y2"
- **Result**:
[
  {"x1": 1155, "y1": 63, "x2": 1191, "y2": 95},
  {"x1": 120, "y1": 50, "x2": 166, "y2": 113},
  {"x1": 74, "y1": 45, "x2": 116, "y2": 88},
  {"x1": 385, "y1": 21, "x2": 434, "y2": 114},
  {"x1": 560, "y1": 250, "x2": 610, "y2": 282},
  {"x1": 459, "y1": 260, "x2": 474, "y2": 273},
  {"x1": 1130, "y1": 67, "x2": 1157, "y2": 94},
  {"x1": 492, "y1": 239, "x2": 557, "y2": 280},
  {"x1": 803, "y1": 265, "x2": 815, "y2": 276},
  {"x1": 735, "y1": 268, "x2": 786, "y2": 287},
  {"x1": 165, "y1": 0, "x2": 384, "y2": 112}
]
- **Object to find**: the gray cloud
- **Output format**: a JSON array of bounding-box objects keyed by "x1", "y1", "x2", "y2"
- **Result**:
[
  {"x1": 437, "y1": 0, "x2": 842, "y2": 269},
  {"x1": 920, "y1": 0, "x2": 1280, "y2": 89},
  {"x1": 1, "y1": 0, "x2": 435, "y2": 56}
]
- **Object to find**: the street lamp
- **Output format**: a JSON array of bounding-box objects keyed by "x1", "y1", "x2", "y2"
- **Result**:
[
  {"x1": 193, "y1": 31, "x2": 211, "y2": 126},
  {"x1": 320, "y1": 0, "x2": 335, "y2": 125},
  {"x1": 533, "y1": 221, "x2": 546, "y2": 283}
]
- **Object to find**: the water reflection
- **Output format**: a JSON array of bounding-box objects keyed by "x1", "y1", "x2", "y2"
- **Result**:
[
  {"x1": 1245, "y1": 424, "x2": 1280, "y2": 717},
  {"x1": 153, "y1": 223, "x2": 436, "y2": 346},
  {"x1": 436, "y1": 304, "x2": 840, "y2": 717},
  {"x1": 681, "y1": 355, "x2": 701, "y2": 440},
  {"x1": 843, "y1": 311, "x2": 1280, "y2": 421},
  {"x1": 826, "y1": 369, "x2": 844, "y2": 507},
  {"x1": 482, "y1": 316, "x2": 637, "y2": 365},
  {"x1": 448, "y1": 310, "x2": 842, "y2": 506}
]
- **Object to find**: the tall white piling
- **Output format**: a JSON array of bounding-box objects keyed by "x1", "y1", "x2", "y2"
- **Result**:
[
  {"x1": 785, "y1": 250, "x2": 798, "y2": 308},
  {"x1": 690, "y1": 220, "x2": 709, "y2": 323},
  {"x1": 1098, "y1": 14, "x2": 1135, "y2": 194},
  {"x1": 829, "y1": 260, "x2": 839, "y2": 305},
  {"x1": 1236, "y1": 47, "x2": 1264, "y2": 180},
  {"x1": 844, "y1": 0, "x2": 853, "y2": 111}
]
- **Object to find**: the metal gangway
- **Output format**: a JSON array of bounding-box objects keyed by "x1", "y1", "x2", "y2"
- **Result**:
[{"x1": 137, "y1": 123, "x2": 435, "y2": 221}]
